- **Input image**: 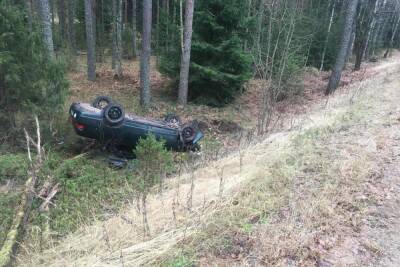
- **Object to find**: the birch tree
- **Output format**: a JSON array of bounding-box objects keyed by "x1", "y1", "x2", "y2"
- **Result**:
[
  {"x1": 84, "y1": 0, "x2": 96, "y2": 81},
  {"x1": 38, "y1": 0, "x2": 55, "y2": 58},
  {"x1": 140, "y1": 0, "x2": 152, "y2": 107},
  {"x1": 326, "y1": 0, "x2": 359, "y2": 95},
  {"x1": 178, "y1": 0, "x2": 195, "y2": 106}
]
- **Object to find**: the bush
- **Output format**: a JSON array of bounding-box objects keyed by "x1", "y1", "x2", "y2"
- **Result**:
[
  {"x1": 160, "y1": 0, "x2": 252, "y2": 106},
  {"x1": 133, "y1": 134, "x2": 173, "y2": 193},
  {"x1": 0, "y1": 4, "x2": 68, "y2": 116}
]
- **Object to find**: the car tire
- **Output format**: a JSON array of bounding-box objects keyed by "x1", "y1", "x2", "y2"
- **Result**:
[
  {"x1": 182, "y1": 125, "x2": 196, "y2": 143},
  {"x1": 93, "y1": 96, "x2": 113, "y2": 109},
  {"x1": 190, "y1": 143, "x2": 201, "y2": 152},
  {"x1": 103, "y1": 103, "x2": 125, "y2": 127},
  {"x1": 164, "y1": 113, "x2": 182, "y2": 125}
]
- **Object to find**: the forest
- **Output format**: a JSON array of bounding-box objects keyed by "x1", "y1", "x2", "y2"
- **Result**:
[{"x1": 1, "y1": 0, "x2": 400, "y2": 266}]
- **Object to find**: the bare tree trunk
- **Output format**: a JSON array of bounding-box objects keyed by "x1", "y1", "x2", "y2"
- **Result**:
[
  {"x1": 115, "y1": 0, "x2": 123, "y2": 77},
  {"x1": 326, "y1": 0, "x2": 359, "y2": 95},
  {"x1": 112, "y1": 0, "x2": 117, "y2": 69},
  {"x1": 38, "y1": 0, "x2": 55, "y2": 58},
  {"x1": 384, "y1": 14, "x2": 400, "y2": 58},
  {"x1": 124, "y1": 0, "x2": 128, "y2": 24},
  {"x1": 177, "y1": 0, "x2": 195, "y2": 106},
  {"x1": 26, "y1": 0, "x2": 33, "y2": 33},
  {"x1": 353, "y1": 3, "x2": 369, "y2": 71},
  {"x1": 140, "y1": 0, "x2": 152, "y2": 107},
  {"x1": 58, "y1": 0, "x2": 66, "y2": 40},
  {"x1": 244, "y1": 0, "x2": 252, "y2": 51},
  {"x1": 255, "y1": 0, "x2": 265, "y2": 57},
  {"x1": 97, "y1": 0, "x2": 105, "y2": 63},
  {"x1": 132, "y1": 0, "x2": 138, "y2": 58},
  {"x1": 50, "y1": 0, "x2": 55, "y2": 33},
  {"x1": 320, "y1": 0, "x2": 336, "y2": 71},
  {"x1": 67, "y1": 0, "x2": 76, "y2": 53},
  {"x1": 179, "y1": 0, "x2": 183, "y2": 53},
  {"x1": 156, "y1": 0, "x2": 160, "y2": 56},
  {"x1": 345, "y1": 22, "x2": 356, "y2": 63},
  {"x1": 370, "y1": 0, "x2": 388, "y2": 56},
  {"x1": 84, "y1": 0, "x2": 96, "y2": 81},
  {"x1": 362, "y1": 0, "x2": 381, "y2": 60}
]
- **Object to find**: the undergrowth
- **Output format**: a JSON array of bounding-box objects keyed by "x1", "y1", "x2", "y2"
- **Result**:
[{"x1": 29, "y1": 151, "x2": 135, "y2": 236}]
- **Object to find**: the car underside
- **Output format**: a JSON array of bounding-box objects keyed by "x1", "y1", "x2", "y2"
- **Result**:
[{"x1": 69, "y1": 96, "x2": 203, "y2": 152}]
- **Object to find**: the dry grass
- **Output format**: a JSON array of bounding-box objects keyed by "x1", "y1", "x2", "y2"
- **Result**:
[
  {"x1": 15, "y1": 52, "x2": 400, "y2": 266},
  {"x1": 163, "y1": 57, "x2": 400, "y2": 266}
]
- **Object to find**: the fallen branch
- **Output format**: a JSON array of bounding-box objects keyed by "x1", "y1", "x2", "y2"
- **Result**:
[{"x1": 39, "y1": 183, "x2": 60, "y2": 212}]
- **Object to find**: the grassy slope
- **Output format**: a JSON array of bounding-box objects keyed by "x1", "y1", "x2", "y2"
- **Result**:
[
  {"x1": 16, "y1": 55, "x2": 400, "y2": 265},
  {"x1": 163, "y1": 61, "x2": 400, "y2": 266}
]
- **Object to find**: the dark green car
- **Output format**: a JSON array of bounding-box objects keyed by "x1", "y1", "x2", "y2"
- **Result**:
[{"x1": 69, "y1": 96, "x2": 203, "y2": 151}]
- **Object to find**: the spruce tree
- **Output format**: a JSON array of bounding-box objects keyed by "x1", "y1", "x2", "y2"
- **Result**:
[{"x1": 160, "y1": 0, "x2": 251, "y2": 106}]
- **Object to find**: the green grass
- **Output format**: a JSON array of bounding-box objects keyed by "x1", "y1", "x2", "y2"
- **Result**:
[
  {"x1": 0, "y1": 193, "x2": 20, "y2": 247},
  {"x1": 0, "y1": 153, "x2": 28, "y2": 184},
  {"x1": 31, "y1": 151, "x2": 136, "y2": 235},
  {"x1": 0, "y1": 145, "x2": 137, "y2": 239}
]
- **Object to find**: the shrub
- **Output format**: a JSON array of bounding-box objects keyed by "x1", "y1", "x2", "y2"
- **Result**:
[
  {"x1": 132, "y1": 134, "x2": 173, "y2": 234},
  {"x1": 133, "y1": 134, "x2": 174, "y2": 193}
]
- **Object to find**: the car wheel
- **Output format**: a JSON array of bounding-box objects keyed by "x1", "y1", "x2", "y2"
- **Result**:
[
  {"x1": 164, "y1": 113, "x2": 182, "y2": 125},
  {"x1": 190, "y1": 143, "x2": 201, "y2": 152},
  {"x1": 103, "y1": 103, "x2": 125, "y2": 127},
  {"x1": 182, "y1": 125, "x2": 196, "y2": 143},
  {"x1": 93, "y1": 96, "x2": 113, "y2": 109}
]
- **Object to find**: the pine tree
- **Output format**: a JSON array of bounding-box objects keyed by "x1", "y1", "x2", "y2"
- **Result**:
[
  {"x1": 84, "y1": 0, "x2": 96, "y2": 81},
  {"x1": 326, "y1": 0, "x2": 359, "y2": 95},
  {"x1": 178, "y1": 0, "x2": 195, "y2": 106},
  {"x1": 132, "y1": 0, "x2": 138, "y2": 58},
  {"x1": 140, "y1": 0, "x2": 152, "y2": 107},
  {"x1": 58, "y1": 0, "x2": 67, "y2": 40},
  {"x1": 67, "y1": 0, "x2": 76, "y2": 53}
]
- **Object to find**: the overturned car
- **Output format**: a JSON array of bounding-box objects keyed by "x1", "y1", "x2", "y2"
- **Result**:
[{"x1": 69, "y1": 96, "x2": 203, "y2": 151}]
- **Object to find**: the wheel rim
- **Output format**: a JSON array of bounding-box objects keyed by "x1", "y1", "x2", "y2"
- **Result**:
[
  {"x1": 183, "y1": 128, "x2": 194, "y2": 139},
  {"x1": 108, "y1": 107, "x2": 122, "y2": 120},
  {"x1": 99, "y1": 100, "x2": 109, "y2": 109}
]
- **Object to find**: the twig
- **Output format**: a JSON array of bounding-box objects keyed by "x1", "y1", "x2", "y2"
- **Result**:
[{"x1": 39, "y1": 183, "x2": 60, "y2": 212}]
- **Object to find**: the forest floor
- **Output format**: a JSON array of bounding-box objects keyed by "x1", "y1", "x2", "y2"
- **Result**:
[{"x1": 14, "y1": 53, "x2": 400, "y2": 266}]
